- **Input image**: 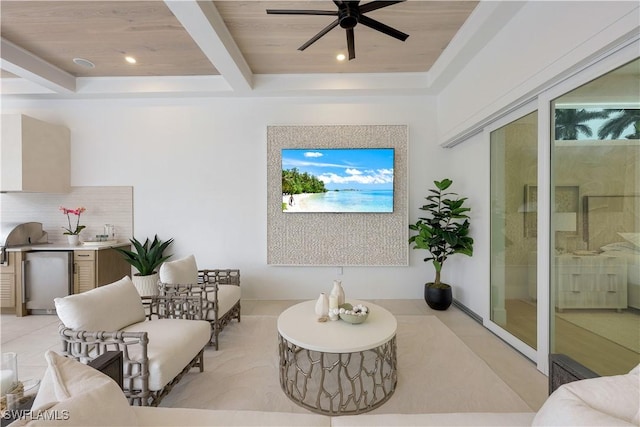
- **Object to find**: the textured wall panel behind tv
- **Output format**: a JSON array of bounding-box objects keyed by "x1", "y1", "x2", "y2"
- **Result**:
[{"x1": 267, "y1": 125, "x2": 408, "y2": 266}]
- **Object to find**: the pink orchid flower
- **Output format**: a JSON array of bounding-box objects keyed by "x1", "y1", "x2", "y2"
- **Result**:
[{"x1": 60, "y1": 206, "x2": 87, "y2": 235}]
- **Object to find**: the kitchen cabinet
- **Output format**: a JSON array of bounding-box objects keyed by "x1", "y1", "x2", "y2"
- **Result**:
[
  {"x1": 73, "y1": 247, "x2": 130, "y2": 294},
  {"x1": 0, "y1": 252, "x2": 18, "y2": 309},
  {"x1": 1, "y1": 252, "x2": 25, "y2": 314},
  {"x1": 74, "y1": 251, "x2": 96, "y2": 294},
  {"x1": 1, "y1": 114, "x2": 70, "y2": 193}
]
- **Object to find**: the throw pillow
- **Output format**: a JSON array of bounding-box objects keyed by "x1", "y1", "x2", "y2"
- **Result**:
[
  {"x1": 159, "y1": 254, "x2": 198, "y2": 285},
  {"x1": 54, "y1": 276, "x2": 145, "y2": 331},
  {"x1": 25, "y1": 351, "x2": 136, "y2": 426}
]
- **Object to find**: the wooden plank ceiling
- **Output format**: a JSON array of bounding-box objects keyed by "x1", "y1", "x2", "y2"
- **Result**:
[{"x1": 0, "y1": 1, "x2": 478, "y2": 78}]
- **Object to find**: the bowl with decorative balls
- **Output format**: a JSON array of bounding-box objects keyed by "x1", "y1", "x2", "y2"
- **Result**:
[{"x1": 338, "y1": 303, "x2": 369, "y2": 324}]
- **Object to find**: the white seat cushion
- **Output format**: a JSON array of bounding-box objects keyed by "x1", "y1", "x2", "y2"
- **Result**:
[
  {"x1": 54, "y1": 276, "x2": 145, "y2": 331},
  {"x1": 159, "y1": 254, "x2": 198, "y2": 285},
  {"x1": 25, "y1": 351, "x2": 136, "y2": 426},
  {"x1": 205, "y1": 284, "x2": 241, "y2": 319},
  {"x1": 532, "y1": 364, "x2": 640, "y2": 426},
  {"x1": 122, "y1": 318, "x2": 211, "y2": 391}
]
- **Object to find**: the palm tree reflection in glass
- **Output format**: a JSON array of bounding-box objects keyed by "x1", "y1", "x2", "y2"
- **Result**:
[{"x1": 555, "y1": 108, "x2": 640, "y2": 141}]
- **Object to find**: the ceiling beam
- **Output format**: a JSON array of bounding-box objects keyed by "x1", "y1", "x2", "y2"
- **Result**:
[
  {"x1": 253, "y1": 72, "x2": 430, "y2": 97},
  {"x1": 0, "y1": 37, "x2": 76, "y2": 93},
  {"x1": 164, "y1": 0, "x2": 253, "y2": 93}
]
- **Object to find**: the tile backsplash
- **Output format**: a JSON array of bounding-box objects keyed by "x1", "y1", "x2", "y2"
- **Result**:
[{"x1": 1, "y1": 186, "x2": 133, "y2": 244}]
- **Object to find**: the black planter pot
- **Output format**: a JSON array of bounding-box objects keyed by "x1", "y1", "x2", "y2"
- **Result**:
[{"x1": 424, "y1": 283, "x2": 452, "y2": 311}]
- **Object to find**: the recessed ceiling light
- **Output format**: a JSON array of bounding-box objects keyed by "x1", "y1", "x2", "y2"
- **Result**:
[
  {"x1": 336, "y1": 53, "x2": 346, "y2": 62},
  {"x1": 125, "y1": 56, "x2": 137, "y2": 64},
  {"x1": 72, "y1": 57, "x2": 95, "y2": 69}
]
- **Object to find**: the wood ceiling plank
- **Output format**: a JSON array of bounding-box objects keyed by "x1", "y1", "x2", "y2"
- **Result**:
[
  {"x1": 214, "y1": 0, "x2": 477, "y2": 74},
  {"x1": 0, "y1": 1, "x2": 218, "y2": 77}
]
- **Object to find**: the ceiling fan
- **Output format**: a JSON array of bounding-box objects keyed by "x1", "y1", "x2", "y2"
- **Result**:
[{"x1": 266, "y1": 1, "x2": 409, "y2": 61}]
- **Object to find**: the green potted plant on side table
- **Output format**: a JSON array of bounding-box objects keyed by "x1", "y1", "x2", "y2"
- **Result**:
[
  {"x1": 409, "y1": 179, "x2": 474, "y2": 310},
  {"x1": 114, "y1": 235, "x2": 174, "y2": 297}
]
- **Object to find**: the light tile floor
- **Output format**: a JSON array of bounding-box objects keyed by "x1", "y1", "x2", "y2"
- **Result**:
[{"x1": 1, "y1": 299, "x2": 548, "y2": 411}]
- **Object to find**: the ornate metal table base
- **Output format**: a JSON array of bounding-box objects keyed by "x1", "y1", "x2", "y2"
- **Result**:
[{"x1": 278, "y1": 334, "x2": 397, "y2": 415}]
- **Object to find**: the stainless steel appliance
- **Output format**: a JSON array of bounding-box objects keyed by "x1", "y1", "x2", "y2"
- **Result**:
[
  {"x1": 24, "y1": 251, "x2": 73, "y2": 314},
  {"x1": 0, "y1": 222, "x2": 48, "y2": 264},
  {"x1": 1, "y1": 222, "x2": 71, "y2": 314}
]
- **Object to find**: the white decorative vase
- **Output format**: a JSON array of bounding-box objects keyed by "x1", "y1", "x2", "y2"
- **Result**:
[
  {"x1": 132, "y1": 272, "x2": 159, "y2": 297},
  {"x1": 328, "y1": 294, "x2": 339, "y2": 321},
  {"x1": 67, "y1": 234, "x2": 80, "y2": 246},
  {"x1": 331, "y1": 280, "x2": 345, "y2": 306},
  {"x1": 314, "y1": 293, "x2": 329, "y2": 317}
]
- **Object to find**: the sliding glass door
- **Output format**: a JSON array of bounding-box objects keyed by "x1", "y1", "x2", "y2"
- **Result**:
[
  {"x1": 488, "y1": 51, "x2": 639, "y2": 374},
  {"x1": 490, "y1": 111, "x2": 538, "y2": 352},
  {"x1": 550, "y1": 58, "x2": 640, "y2": 375}
]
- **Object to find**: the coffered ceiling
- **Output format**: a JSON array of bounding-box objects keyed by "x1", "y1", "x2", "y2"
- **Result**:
[{"x1": 0, "y1": 1, "x2": 522, "y2": 98}]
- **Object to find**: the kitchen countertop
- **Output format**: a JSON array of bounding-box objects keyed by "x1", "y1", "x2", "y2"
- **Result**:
[{"x1": 6, "y1": 241, "x2": 129, "y2": 251}]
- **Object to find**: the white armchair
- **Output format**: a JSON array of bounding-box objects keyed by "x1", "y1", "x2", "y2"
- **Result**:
[{"x1": 159, "y1": 255, "x2": 241, "y2": 350}]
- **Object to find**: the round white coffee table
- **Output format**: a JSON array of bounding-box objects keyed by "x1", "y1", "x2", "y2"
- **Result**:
[{"x1": 277, "y1": 299, "x2": 397, "y2": 415}]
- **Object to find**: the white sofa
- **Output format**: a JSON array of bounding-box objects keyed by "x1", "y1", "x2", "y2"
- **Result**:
[
  {"x1": 7, "y1": 351, "x2": 639, "y2": 427},
  {"x1": 54, "y1": 276, "x2": 211, "y2": 406}
]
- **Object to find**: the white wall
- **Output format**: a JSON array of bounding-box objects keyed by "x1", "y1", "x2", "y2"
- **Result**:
[
  {"x1": 439, "y1": 133, "x2": 488, "y2": 316},
  {"x1": 438, "y1": 1, "x2": 640, "y2": 145},
  {"x1": 2, "y1": 95, "x2": 448, "y2": 300}
]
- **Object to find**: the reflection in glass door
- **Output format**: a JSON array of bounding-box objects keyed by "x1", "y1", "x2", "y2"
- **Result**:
[
  {"x1": 550, "y1": 58, "x2": 640, "y2": 375},
  {"x1": 490, "y1": 111, "x2": 538, "y2": 349}
]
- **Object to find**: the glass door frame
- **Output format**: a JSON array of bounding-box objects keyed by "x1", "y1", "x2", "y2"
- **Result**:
[
  {"x1": 484, "y1": 100, "x2": 540, "y2": 363},
  {"x1": 483, "y1": 38, "x2": 639, "y2": 375}
]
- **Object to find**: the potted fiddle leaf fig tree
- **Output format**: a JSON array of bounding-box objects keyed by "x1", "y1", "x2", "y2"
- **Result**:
[
  {"x1": 409, "y1": 179, "x2": 473, "y2": 310},
  {"x1": 114, "y1": 235, "x2": 174, "y2": 296}
]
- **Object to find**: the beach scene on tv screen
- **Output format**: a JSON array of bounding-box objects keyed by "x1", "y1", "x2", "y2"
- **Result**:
[{"x1": 282, "y1": 148, "x2": 394, "y2": 213}]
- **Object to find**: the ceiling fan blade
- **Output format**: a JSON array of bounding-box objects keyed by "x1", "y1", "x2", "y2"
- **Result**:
[
  {"x1": 347, "y1": 28, "x2": 355, "y2": 60},
  {"x1": 334, "y1": 0, "x2": 360, "y2": 7},
  {"x1": 266, "y1": 9, "x2": 338, "y2": 16},
  {"x1": 298, "y1": 19, "x2": 340, "y2": 51},
  {"x1": 358, "y1": 14, "x2": 409, "y2": 41},
  {"x1": 359, "y1": 0, "x2": 406, "y2": 14}
]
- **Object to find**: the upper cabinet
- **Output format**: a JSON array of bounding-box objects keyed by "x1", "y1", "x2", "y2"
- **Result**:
[{"x1": 1, "y1": 114, "x2": 70, "y2": 193}]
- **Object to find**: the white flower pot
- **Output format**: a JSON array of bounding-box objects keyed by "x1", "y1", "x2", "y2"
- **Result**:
[
  {"x1": 66, "y1": 234, "x2": 80, "y2": 246},
  {"x1": 131, "y1": 272, "x2": 159, "y2": 297}
]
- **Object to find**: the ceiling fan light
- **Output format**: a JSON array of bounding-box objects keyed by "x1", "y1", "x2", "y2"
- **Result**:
[{"x1": 336, "y1": 53, "x2": 346, "y2": 61}]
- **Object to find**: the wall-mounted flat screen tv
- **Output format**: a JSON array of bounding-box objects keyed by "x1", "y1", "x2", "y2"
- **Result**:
[{"x1": 282, "y1": 148, "x2": 394, "y2": 213}]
